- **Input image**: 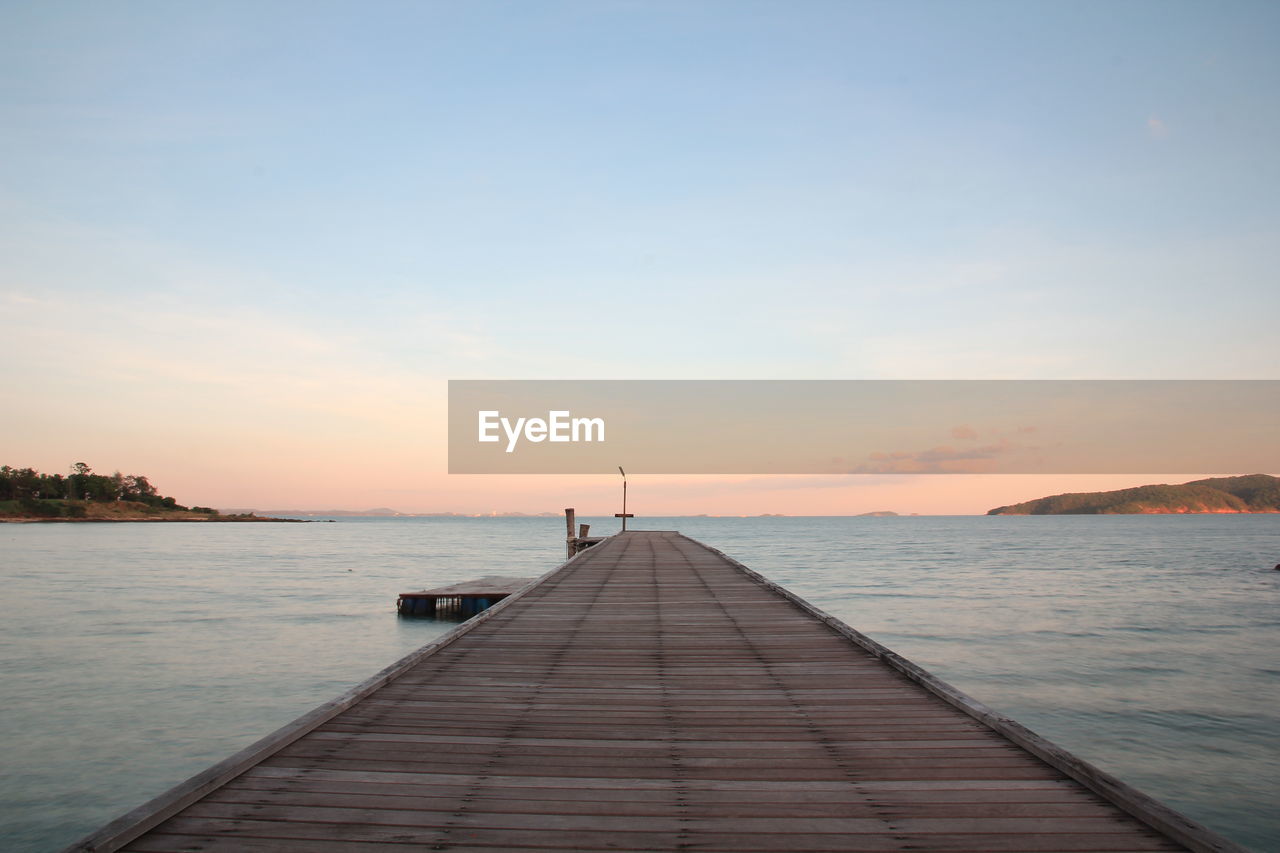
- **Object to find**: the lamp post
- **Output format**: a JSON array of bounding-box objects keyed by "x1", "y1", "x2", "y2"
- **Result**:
[{"x1": 614, "y1": 466, "x2": 634, "y2": 531}]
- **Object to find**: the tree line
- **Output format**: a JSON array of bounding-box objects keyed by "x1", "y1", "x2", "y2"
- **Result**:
[{"x1": 0, "y1": 463, "x2": 212, "y2": 512}]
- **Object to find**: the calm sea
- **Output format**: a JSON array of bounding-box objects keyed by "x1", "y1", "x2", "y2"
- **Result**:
[{"x1": 1, "y1": 516, "x2": 1277, "y2": 851}]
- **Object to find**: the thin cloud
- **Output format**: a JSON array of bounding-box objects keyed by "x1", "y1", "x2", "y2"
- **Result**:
[
  {"x1": 1147, "y1": 116, "x2": 1170, "y2": 139},
  {"x1": 850, "y1": 438, "x2": 1019, "y2": 474}
]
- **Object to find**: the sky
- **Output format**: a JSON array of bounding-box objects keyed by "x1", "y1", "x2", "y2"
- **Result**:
[{"x1": 2, "y1": 1, "x2": 1278, "y2": 515}]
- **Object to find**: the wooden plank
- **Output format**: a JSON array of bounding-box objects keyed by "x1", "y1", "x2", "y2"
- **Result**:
[
  {"x1": 123, "y1": 821, "x2": 1184, "y2": 852},
  {"x1": 169, "y1": 801, "x2": 1165, "y2": 836},
  {"x1": 222, "y1": 775, "x2": 1101, "y2": 804},
  {"x1": 240, "y1": 766, "x2": 1086, "y2": 791},
  {"x1": 203, "y1": 786, "x2": 1139, "y2": 820},
  {"x1": 253, "y1": 758, "x2": 1074, "y2": 782}
]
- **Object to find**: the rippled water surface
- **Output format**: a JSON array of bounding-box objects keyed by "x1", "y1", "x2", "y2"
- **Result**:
[{"x1": 2, "y1": 515, "x2": 1277, "y2": 851}]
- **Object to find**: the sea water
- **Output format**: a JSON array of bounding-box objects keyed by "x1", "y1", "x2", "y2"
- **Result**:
[{"x1": 1, "y1": 515, "x2": 1276, "y2": 851}]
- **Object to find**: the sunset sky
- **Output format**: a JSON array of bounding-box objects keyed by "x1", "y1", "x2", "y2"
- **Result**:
[{"x1": 3, "y1": 1, "x2": 1278, "y2": 515}]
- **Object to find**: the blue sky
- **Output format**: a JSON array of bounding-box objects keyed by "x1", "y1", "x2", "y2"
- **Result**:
[{"x1": 3, "y1": 1, "x2": 1277, "y2": 511}]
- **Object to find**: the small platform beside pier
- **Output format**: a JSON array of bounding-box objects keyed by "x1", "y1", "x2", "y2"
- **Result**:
[{"x1": 396, "y1": 575, "x2": 531, "y2": 618}]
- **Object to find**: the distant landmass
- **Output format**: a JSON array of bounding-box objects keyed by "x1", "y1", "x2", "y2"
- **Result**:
[
  {"x1": 987, "y1": 474, "x2": 1280, "y2": 515},
  {"x1": 0, "y1": 463, "x2": 283, "y2": 522},
  {"x1": 857, "y1": 510, "x2": 900, "y2": 517}
]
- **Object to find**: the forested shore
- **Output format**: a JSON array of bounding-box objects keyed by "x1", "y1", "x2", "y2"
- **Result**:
[{"x1": 0, "y1": 463, "x2": 285, "y2": 521}]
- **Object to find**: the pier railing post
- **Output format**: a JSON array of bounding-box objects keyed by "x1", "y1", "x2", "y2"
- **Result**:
[{"x1": 565, "y1": 507, "x2": 576, "y2": 558}]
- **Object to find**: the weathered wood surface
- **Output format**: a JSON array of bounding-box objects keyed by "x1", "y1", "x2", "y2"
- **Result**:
[
  {"x1": 403, "y1": 576, "x2": 533, "y2": 598},
  {"x1": 72, "y1": 531, "x2": 1241, "y2": 852}
]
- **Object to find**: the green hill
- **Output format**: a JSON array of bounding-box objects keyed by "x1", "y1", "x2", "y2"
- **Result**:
[{"x1": 987, "y1": 474, "x2": 1280, "y2": 515}]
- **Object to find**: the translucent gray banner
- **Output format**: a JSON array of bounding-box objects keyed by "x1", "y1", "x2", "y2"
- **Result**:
[{"x1": 448, "y1": 380, "x2": 1279, "y2": 474}]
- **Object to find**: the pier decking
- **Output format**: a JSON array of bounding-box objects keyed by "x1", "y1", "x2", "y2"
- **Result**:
[{"x1": 71, "y1": 531, "x2": 1239, "y2": 853}]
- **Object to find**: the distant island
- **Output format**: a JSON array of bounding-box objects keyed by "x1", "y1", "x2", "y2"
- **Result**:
[
  {"x1": 988, "y1": 474, "x2": 1280, "y2": 515},
  {"x1": 857, "y1": 510, "x2": 900, "y2": 517},
  {"x1": 0, "y1": 463, "x2": 287, "y2": 522}
]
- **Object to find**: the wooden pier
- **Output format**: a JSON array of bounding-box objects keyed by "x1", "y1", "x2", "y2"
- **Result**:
[{"x1": 68, "y1": 531, "x2": 1242, "y2": 853}]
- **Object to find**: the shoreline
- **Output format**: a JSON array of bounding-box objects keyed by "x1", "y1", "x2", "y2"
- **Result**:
[{"x1": 0, "y1": 516, "x2": 310, "y2": 523}]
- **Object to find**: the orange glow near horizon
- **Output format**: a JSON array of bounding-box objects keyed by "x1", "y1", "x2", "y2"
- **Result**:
[{"x1": 6, "y1": 463, "x2": 1224, "y2": 517}]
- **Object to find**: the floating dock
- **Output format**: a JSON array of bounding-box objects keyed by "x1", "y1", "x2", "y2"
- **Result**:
[
  {"x1": 68, "y1": 531, "x2": 1242, "y2": 852},
  {"x1": 396, "y1": 576, "x2": 532, "y2": 618}
]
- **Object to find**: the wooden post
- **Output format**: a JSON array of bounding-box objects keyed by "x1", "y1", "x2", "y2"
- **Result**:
[
  {"x1": 578, "y1": 523, "x2": 590, "y2": 538},
  {"x1": 565, "y1": 508, "x2": 576, "y2": 558}
]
